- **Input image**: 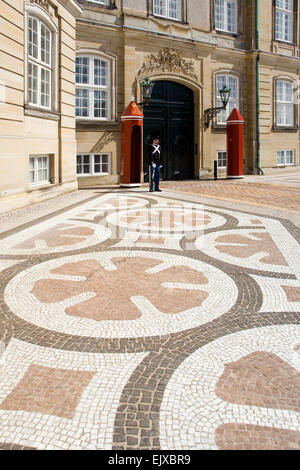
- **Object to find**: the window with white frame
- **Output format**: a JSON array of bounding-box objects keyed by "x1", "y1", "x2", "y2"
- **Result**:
[
  {"x1": 276, "y1": 80, "x2": 294, "y2": 126},
  {"x1": 275, "y1": 0, "x2": 294, "y2": 43},
  {"x1": 215, "y1": 0, "x2": 238, "y2": 34},
  {"x1": 76, "y1": 56, "x2": 111, "y2": 119},
  {"x1": 77, "y1": 153, "x2": 112, "y2": 175},
  {"x1": 216, "y1": 74, "x2": 239, "y2": 124},
  {"x1": 27, "y1": 16, "x2": 52, "y2": 109},
  {"x1": 277, "y1": 150, "x2": 294, "y2": 165},
  {"x1": 29, "y1": 155, "x2": 50, "y2": 186},
  {"x1": 217, "y1": 151, "x2": 227, "y2": 168},
  {"x1": 153, "y1": 0, "x2": 182, "y2": 20}
]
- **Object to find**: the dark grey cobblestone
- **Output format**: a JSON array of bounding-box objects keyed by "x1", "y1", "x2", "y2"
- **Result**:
[{"x1": 0, "y1": 191, "x2": 299, "y2": 449}]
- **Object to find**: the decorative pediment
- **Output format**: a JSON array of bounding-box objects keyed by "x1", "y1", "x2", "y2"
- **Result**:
[
  {"x1": 139, "y1": 48, "x2": 197, "y2": 79},
  {"x1": 30, "y1": 0, "x2": 50, "y2": 12}
]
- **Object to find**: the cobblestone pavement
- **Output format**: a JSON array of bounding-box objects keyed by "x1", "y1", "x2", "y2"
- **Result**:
[
  {"x1": 160, "y1": 178, "x2": 300, "y2": 213},
  {"x1": 0, "y1": 189, "x2": 299, "y2": 450}
]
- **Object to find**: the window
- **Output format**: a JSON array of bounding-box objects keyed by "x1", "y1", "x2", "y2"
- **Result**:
[
  {"x1": 275, "y1": 0, "x2": 294, "y2": 43},
  {"x1": 153, "y1": 0, "x2": 182, "y2": 20},
  {"x1": 77, "y1": 153, "x2": 112, "y2": 175},
  {"x1": 276, "y1": 80, "x2": 294, "y2": 127},
  {"x1": 27, "y1": 16, "x2": 52, "y2": 109},
  {"x1": 215, "y1": 0, "x2": 237, "y2": 34},
  {"x1": 217, "y1": 151, "x2": 227, "y2": 168},
  {"x1": 76, "y1": 56, "x2": 111, "y2": 120},
  {"x1": 277, "y1": 150, "x2": 294, "y2": 165},
  {"x1": 29, "y1": 155, "x2": 50, "y2": 186},
  {"x1": 216, "y1": 74, "x2": 239, "y2": 124}
]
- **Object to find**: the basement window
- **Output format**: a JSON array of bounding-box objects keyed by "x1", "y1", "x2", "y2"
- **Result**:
[
  {"x1": 77, "y1": 153, "x2": 112, "y2": 175},
  {"x1": 217, "y1": 151, "x2": 227, "y2": 168},
  {"x1": 29, "y1": 155, "x2": 50, "y2": 186},
  {"x1": 276, "y1": 150, "x2": 295, "y2": 166}
]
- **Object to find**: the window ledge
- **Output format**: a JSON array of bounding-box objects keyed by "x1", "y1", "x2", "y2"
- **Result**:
[
  {"x1": 276, "y1": 164, "x2": 295, "y2": 168},
  {"x1": 273, "y1": 39, "x2": 295, "y2": 47},
  {"x1": 27, "y1": 182, "x2": 57, "y2": 193},
  {"x1": 25, "y1": 106, "x2": 60, "y2": 121},
  {"x1": 149, "y1": 14, "x2": 188, "y2": 25},
  {"x1": 78, "y1": 0, "x2": 117, "y2": 10},
  {"x1": 76, "y1": 119, "x2": 119, "y2": 126},
  {"x1": 211, "y1": 124, "x2": 227, "y2": 132},
  {"x1": 77, "y1": 173, "x2": 111, "y2": 177},
  {"x1": 272, "y1": 125, "x2": 299, "y2": 132},
  {"x1": 214, "y1": 29, "x2": 239, "y2": 39}
]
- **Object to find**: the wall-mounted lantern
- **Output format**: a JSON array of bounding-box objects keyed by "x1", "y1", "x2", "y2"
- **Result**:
[
  {"x1": 137, "y1": 77, "x2": 155, "y2": 109},
  {"x1": 204, "y1": 85, "x2": 231, "y2": 128}
]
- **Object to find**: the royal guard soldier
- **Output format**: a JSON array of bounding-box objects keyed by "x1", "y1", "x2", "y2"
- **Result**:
[{"x1": 148, "y1": 136, "x2": 162, "y2": 192}]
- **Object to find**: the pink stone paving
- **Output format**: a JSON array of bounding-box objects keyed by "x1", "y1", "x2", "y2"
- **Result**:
[
  {"x1": 102, "y1": 198, "x2": 140, "y2": 207},
  {"x1": 160, "y1": 180, "x2": 300, "y2": 212},
  {"x1": 136, "y1": 236, "x2": 166, "y2": 245},
  {"x1": 0, "y1": 364, "x2": 95, "y2": 419},
  {"x1": 31, "y1": 257, "x2": 209, "y2": 321},
  {"x1": 282, "y1": 286, "x2": 300, "y2": 302},
  {"x1": 14, "y1": 223, "x2": 94, "y2": 249},
  {"x1": 0, "y1": 188, "x2": 299, "y2": 450},
  {"x1": 121, "y1": 209, "x2": 210, "y2": 229},
  {"x1": 215, "y1": 232, "x2": 288, "y2": 266},
  {"x1": 215, "y1": 423, "x2": 300, "y2": 450},
  {"x1": 215, "y1": 352, "x2": 300, "y2": 411}
]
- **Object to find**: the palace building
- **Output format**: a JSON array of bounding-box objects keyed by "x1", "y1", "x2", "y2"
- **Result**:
[
  {"x1": 1, "y1": 0, "x2": 300, "y2": 212},
  {"x1": 0, "y1": 0, "x2": 83, "y2": 214}
]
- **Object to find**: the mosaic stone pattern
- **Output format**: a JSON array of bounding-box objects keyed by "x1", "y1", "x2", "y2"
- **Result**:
[
  {"x1": 0, "y1": 364, "x2": 96, "y2": 419},
  {"x1": 0, "y1": 191, "x2": 299, "y2": 450},
  {"x1": 215, "y1": 424, "x2": 300, "y2": 450},
  {"x1": 160, "y1": 180, "x2": 300, "y2": 212},
  {"x1": 215, "y1": 352, "x2": 300, "y2": 411}
]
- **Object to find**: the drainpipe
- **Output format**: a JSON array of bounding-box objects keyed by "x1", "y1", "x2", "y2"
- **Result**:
[{"x1": 256, "y1": 0, "x2": 264, "y2": 175}]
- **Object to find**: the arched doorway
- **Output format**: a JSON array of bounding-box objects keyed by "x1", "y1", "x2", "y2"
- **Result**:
[{"x1": 143, "y1": 81, "x2": 194, "y2": 181}]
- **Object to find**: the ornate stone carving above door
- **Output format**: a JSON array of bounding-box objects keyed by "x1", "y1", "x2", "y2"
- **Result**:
[
  {"x1": 30, "y1": 0, "x2": 50, "y2": 12},
  {"x1": 138, "y1": 48, "x2": 197, "y2": 79}
]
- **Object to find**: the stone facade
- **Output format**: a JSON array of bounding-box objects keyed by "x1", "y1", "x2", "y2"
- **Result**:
[
  {"x1": 0, "y1": 0, "x2": 82, "y2": 214},
  {"x1": 1, "y1": 0, "x2": 300, "y2": 211},
  {"x1": 75, "y1": 0, "x2": 300, "y2": 187}
]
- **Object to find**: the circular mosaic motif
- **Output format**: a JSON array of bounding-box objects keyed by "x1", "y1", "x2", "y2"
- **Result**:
[
  {"x1": 195, "y1": 229, "x2": 292, "y2": 273},
  {"x1": 0, "y1": 221, "x2": 111, "y2": 255},
  {"x1": 106, "y1": 207, "x2": 227, "y2": 235},
  {"x1": 4, "y1": 251, "x2": 238, "y2": 339},
  {"x1": 92, "y1": 195, "x2": 149, "y2": 210},
  {"x1": 160, "y1": 325, "x2": 300, "y2": 450}
]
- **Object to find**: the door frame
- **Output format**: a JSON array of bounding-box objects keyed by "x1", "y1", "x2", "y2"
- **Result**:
[{"x1": 136, "y1": 73, "x2": 202, "y2": 181}]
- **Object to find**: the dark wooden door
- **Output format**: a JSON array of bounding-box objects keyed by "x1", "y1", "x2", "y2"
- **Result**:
[{"x1": 143, "y1": 81, "x2": 194, "y2": 181}]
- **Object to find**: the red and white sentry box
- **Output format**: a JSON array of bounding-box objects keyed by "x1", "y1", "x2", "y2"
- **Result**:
[
  {"x1": 226, "y1": 107, "x2": 244, "y2": 179},
  {"x1": 120, "y1": 98, "x2": 144, "y2": 188}
]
